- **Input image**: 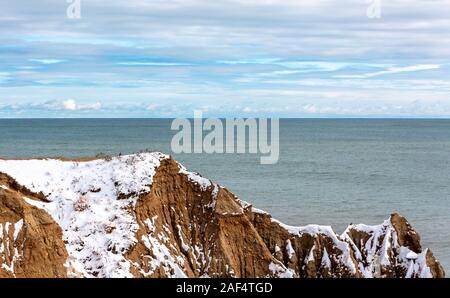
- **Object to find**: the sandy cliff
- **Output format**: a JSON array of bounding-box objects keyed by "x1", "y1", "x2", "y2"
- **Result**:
[{"x1": 0, "y1": 153, "x2": 445, "y2": 278}]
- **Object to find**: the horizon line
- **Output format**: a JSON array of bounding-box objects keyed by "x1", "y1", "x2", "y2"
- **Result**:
[{"x1": 1, "y1": 117, "x2": 450, "y2": 120}]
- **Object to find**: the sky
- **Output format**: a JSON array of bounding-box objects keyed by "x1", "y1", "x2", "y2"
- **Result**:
[{"x1": 0, "y1": 0, "x2": 450, "y2": 118}]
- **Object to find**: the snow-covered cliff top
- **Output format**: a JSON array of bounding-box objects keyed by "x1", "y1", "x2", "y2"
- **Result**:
[{"x1": 0, "y1": 153, "x2": 444, "y2": 278}]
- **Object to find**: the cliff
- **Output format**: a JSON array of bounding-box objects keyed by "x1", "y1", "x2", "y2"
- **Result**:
[{"x1": 0, "y1": 153, "x2": 445, "y2": 278}]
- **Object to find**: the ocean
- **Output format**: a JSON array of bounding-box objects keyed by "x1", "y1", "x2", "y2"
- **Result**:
[{"x1": 0, "y1": 118, "x2": 449, "y2": 272}]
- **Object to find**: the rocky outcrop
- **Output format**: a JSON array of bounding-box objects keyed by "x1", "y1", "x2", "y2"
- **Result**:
[{"x1": 0, "y1": 153, "x2": 445, "y2": 278}]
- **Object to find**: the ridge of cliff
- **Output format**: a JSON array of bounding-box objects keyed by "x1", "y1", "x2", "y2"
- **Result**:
[{"x1": 0, "y1": 153, "x2": 444, "y2": 278}]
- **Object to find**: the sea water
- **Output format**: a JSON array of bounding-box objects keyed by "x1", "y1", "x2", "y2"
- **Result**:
[{"x1": 0, "y1": 118, "x2": 449, "y2": 272}]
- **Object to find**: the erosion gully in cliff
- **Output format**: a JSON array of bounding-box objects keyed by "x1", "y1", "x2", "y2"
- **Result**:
[{"x1": 0, "y1": 153, "x2": 445, "y2": 278}]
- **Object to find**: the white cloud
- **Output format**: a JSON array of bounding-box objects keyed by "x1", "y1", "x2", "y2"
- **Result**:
[
  {"x1": 62, "y1": 99, "x2": 101, "y2": 111},
  {"x1": 216, "y1": 58, "x2": 281, "y2": 65},
  {"x1": 82, "y1": 102, "x2": 102, "y2": 110},
  {"x1": 29, "y1": 59, "x2": 65, "y2": 65},
  {"x1": 303, "y1": 104, "x2": 318, "y2": 113},
  {"x1": 146, "y1": 104, "x2": 160, "y2": 111},
  {"x1": 335, "y1": 64, "x2": 441, "y2": 79},
  {"x1": 117, "y1": 62, "x2": 191, "y2": 66},
  {"x1": 63, "y1": 99, "x2": 77, "y2": 110}
]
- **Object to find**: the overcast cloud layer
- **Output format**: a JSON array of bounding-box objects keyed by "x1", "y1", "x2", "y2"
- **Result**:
[{"x1": 0, "y1": 0, "x2": 450, "y2": 117}]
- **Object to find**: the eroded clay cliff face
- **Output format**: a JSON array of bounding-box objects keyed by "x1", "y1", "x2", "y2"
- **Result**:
[
  {"x1": 127, "y1": 158, "x2": 282, "y2": 278},
  {"x1": 0, "y1": 174, "x2": 68, "y2": 277},
  {"x1": 0, "y1": 154, "x2": 445, "y2": 278}
]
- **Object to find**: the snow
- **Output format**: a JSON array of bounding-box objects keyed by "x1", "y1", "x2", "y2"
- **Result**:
[
  {"x1": 140, "y1": 232, "x2": 187, "y2": 278},
  {"x1": 400, "y1": 247, "x2": 433, "y2": 278},
  {"x1": 237, "y1": 199, "x2": 252, "y2": 209},
  {"x1": 176, "y1": 224, "x2": 190, "y2": 253},
  {"x1": 270, "y1": 218, "x2": 357, "y2": 274},
  {"x1": 321, "y1": 248, "x2": 331, "y2": 269},
  {"x1": 306, "y1": 244, "x2": 315, "y2": 263},
  {"x1": 211, "y1": 184, "x2": 219, "y2": 199},
  {"x1": 139, "y1": 216, "x2": 188, "y2": 278},
  {"x1": 219, "y1": 211, "x2": 244, "y2": 216},
  {"x1": 379, "y1": 227, "x2": 392, "y2": 266},
  {"x1": 268, "y1": 262, "x2": 296, "y2": 278},
  {"x1": 13, "y1": 220, "x2": 23, "y2": 241},
  {"x1": 417, "y1": 250, "x2": 433, "y2": 278},
  {"x1": 405, "y1": 251, "x2": 418, "y2": 260},
  {"x1": 144, "y1": 216, "x2": 158, "y2": 233},
  {"x1": 193, "y1": 244, "x2": 208, "y2": 273},
  {"x1": 249, "y1": 201, "x2": 436, "y2": 278},
  {"x1": 0, "y1": 153, "x2": 438, "y2": 279},
  {"x1": 0, "y1": 220, "x2": 23, "y2": 276},
  {"x1": 236, "y1": 199, "x2": 272, "y2": 215},
  {"x1": 0, "y1": 223, "x2": 4, "y2": 254},
  {"x1": 204, "y1": 200, "x2": 216, "y2": 210},
  {"x1": 342, "y1": 219, "x2": 435, "y2": 278},
  {"x1": 178, "y1": 163, "x2": 212, "y2": 191},
  {"x1": 286, "y1": 239, "x2": 295, "y2": 259},
  {"x1": 274, "y1": 244, "x2": 281, "y2": 253},
  {"x1": 251, "y1": 207, "x2": 270, "y2": 215},
  {"x1": 342, "y1": 221, "x2": 395, "y2": 277},
  {"x1": 0, "y1": 153, "x2": 168, "y2": 278}
]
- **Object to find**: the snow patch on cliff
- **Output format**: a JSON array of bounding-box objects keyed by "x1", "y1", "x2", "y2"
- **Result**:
[
  {"x1": 271, "y1": 218, "x2": 357, "y2": 274},
  {"x1": 342, "y1": 220, "x2": 434, "y2": 278},
  {"x1": 0, "y1": 153, "x2": 168, "y2": 278},
  {"x1": 0, "y1": 220, "x2": 23, "y2": 276},
  {"x1": 268, "y1": 262, "x2": 296, "y2": 278},
  {"x1": 178, "y1": 164, "x2": 212, "y2": 191}
]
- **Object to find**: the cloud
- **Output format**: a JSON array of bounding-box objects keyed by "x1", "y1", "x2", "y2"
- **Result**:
[
  {"x1": 0, "y1": 99, "x2": 103, "y2": 114},
  {"x1": 29, "y1": 59, "x2": 65, "y2": 65},
  {"x1": 23, "y1": 36, "x2": 137, "y2": 48},
  {"x1": 117, "y1": 62, "x2": 191, "y2": 66},
  {"x1": 1, "y1": 0, "x2": 450, "y2": 117},
  {"x1": 61, "y1": 99, "x2": 102, "y2": 111},
  {"x1": 216, "y1": 58, "x2": 281, "y2": 65},
  {"x1": 146, "y1": 104, "x2": 160, "y2": 111},
  {"x1": 83, "y1": 102, "x2": 102, "y2": 110},
  {"x1": 222, "y1": 60, "x2": 352, "y2": 76},
  {"x1": 334, "y1": 64, "x2": 441, "y2": 79},
  {"x1": 63, "y1": 99, "x2": 77, "y2": 110},
  {"x1": 3, "y1": 98, "x2": 450, "y2": 118}
]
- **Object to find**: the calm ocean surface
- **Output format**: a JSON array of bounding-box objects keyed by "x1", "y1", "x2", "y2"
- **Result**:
[{"x1": 0, "y1": 119, "x2": 449, "y2": 272}]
